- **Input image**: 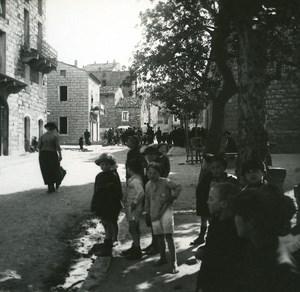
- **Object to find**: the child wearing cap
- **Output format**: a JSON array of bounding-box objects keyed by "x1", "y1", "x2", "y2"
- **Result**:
[
  {"x1": 241, "y1": 159, "x2": 267, "y2": 189},
  {"x1": 191, "y1": 154, "x2": 238, "y2": 246},
  {"x1": 91, "y1": 152, "x2": 123, "y2": 256}
]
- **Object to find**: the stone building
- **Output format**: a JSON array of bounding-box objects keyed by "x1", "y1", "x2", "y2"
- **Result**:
[
  {"x1": 47, "y1": 61, "x2": 102, "y2": 144},
  {"x1": 139, "y1": 89, "x2": 180, "y2": 134},
  {"x1": 84, "y1": 62, "x2": 141, "y2": 136},
  {"x1": 0, "y1": 0, "x2": 57, "y2": 155},
  {"x1": 204, "y1": 66, "x2": 300, "y2": 153}
]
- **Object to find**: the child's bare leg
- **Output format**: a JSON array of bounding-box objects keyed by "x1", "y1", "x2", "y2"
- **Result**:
[
  {"x1": 166, "y1": 233, "x2": 179, "y2": 273},
  {"x1": 154, "y1": 234, "x2": 167, "y2": 266}
]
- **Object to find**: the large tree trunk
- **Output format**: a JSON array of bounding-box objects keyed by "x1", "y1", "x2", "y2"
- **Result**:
[
  {"x1": 204, "y1": 0, "x2": 237, "y2": 154},
  {"x1": 236, "y1": 19, "x2": 269, "y2": 174}
]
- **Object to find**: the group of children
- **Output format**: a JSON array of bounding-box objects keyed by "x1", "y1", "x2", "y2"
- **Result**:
[
  {"x1": 90, "y1": 138, "x2": 181, "y2": 274},
  {"x1": 90, "y1": 140, "x2": 300, "y2": 290},
  {"x1": 193, "y1": 154, "x2": 299, "y2": 292}
]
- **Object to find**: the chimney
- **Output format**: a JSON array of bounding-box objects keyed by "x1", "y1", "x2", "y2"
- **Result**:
[{"x1": 74, "y1": 60, "x2": 78, "y2": 67}]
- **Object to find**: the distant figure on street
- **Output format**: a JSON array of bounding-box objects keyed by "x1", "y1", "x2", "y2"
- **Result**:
[
  {"x1": 155, "y1": 127, "x2": 162, "y2": 144},
  {"x1": 38, "y1": 122, "x2": 62, "y2": 193},
  {"x1": 84, "y1": 129, "x2": 91, "y2": 145},
  {"x1": 79, "y1": 137, "x2": 84, "y2": 150},
  {"x1": 29, "y1": 136, "x2": 38, "y2": 152}
]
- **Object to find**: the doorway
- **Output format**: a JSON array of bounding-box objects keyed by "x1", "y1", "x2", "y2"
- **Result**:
[
  {"x1": 38, "y1": 119, "x2": 43, "y2": 139},
  {"x1": 0, "y1": 96, "x2": 8, "y2": 155},
  {"x1": 24, "y1": 116, "x2": 30, "y2": 151}
]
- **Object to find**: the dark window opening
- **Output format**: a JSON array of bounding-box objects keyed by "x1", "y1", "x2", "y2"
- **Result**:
[
  {"x1": 30, "y1": 67, "x2": 39, "y2": 83},
  {"x1": 59, "y1": 117, "x2": 68, "y2": 134},
  {"x1": 60, "y1": 70, "x2": 66, "y2": 77},
  {"x1": 38, "y1": 0, "x2": 42, "y2": 15},
  {"x1": 59, "y1": 86, "x2": 67, "y2": 101},
  {"x1": 102, "y1": 79, "x2": 106, "y2": 86},
  {"x1": 0, "y1": 0, "x2": 6, "y2": 18}
]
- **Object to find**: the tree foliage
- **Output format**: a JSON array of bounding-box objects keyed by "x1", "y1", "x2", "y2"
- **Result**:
[{"x1": 132, "y1": 0, "x2": 300, "y2": 161}]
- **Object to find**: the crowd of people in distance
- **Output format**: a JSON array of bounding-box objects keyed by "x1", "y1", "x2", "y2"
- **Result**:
[
  {"x1": 90, "y1": 133, "x2": 300, "y2": 291},
  {"x1": 101, "y1": 124, "x2": 209, "y2": 148}
]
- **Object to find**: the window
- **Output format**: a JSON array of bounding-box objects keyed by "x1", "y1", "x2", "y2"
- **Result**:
[
  {"x1": 122, "y1": 111, "x2": 129, "y2": 122},
  {"x1": 38, "y1": 0, "x2": 42, "y2": 15},
  {"x1": 30, "y1": 67, "x2": 39, "y2": 83},
  {"x1": 102, "y1": 79, "x2": 106, "y2": 86},
  {"x1": 59, "y1": 86, "x2": 67, "y2": 101},
  {"x1": 60, "y1": 70, "x2": 66, "y2": 77},
  {"x1": 38, "y1": 72, "x2": 43, "y2": 97},
  {"x1": 0, "y1": 30, "x2": 6, "y2": 73},
  {"x1": 0, "y1": 0, "x2": 6, "y2": 18},
  {"x1": 59, "y1": 117, "x2": 68, "y2": 134}
]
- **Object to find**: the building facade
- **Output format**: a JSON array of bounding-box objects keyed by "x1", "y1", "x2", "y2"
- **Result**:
[
  {"x1": 84, "y1": 62, "x2": 141, "y2": 136},
  {"x1": 0, "y1": 0, "x2": 57, "y2": 155},
  {"x1": 47, "y1": 61, "x2": 102, "y2": 144}
]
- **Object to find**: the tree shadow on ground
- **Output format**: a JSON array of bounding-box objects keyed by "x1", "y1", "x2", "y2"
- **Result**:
[
  {"x1": 90, "y1": 214, "x2": 201, "y2": 292},
  {"x1": 0, "y1": 183, "x2": 95, "y2": 291}
]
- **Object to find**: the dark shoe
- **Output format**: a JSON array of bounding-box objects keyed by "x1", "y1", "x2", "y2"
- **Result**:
[
  {"x1": 126, "y1": 246, "x2": 143, "y2": 260},
  {"x1": 121, "y1": 244, "x2": 134, "y2": 256},
  {"x1": 47, "y1": 184, "x2": 55, "y2": 193},
  {"x1": 146, "y1": 246, "x2": 159, "y2": 255},
  {"x1": 190, "y1": 235, "x2": 205, "y2": 246},
  {"x1": 142, "y1": 243, "x2": 153, "y2": 252}
]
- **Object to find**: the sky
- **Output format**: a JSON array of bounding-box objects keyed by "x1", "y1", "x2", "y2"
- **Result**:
[{"x1": 46, "y1": 0, "x2": 152, "y2": 68}]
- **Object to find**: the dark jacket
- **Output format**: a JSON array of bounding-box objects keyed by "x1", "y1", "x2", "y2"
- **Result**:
[
  {"x1": 197, "y1": 216, "x2": 246, "y2": 292},
  {"x1": 91, "y1": 170, "x2": 123, "y2": 220}
]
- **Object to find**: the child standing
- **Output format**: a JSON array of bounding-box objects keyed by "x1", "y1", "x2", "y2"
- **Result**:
[
  {"x1": 234, "y1": 188, "x2": 299, "y2": 292},
  {"x1": 121, "y1": 158, "x2": 145, "y2": 260},
  {"x1": 91, "y1": 153, "x2": 123, "y2": 256},
  {"x1": 196, "y1": 183, "x2": 245, "y2": 292},
  {"x1": 145, "y1": 162, "x2": 182, "y2": 274},
  {"x1": 192, "y1": 154, "x2": 238, "y2": 245}
]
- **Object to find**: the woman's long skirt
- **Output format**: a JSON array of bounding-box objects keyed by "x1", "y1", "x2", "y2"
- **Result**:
[{"x1": 39, "y1": 150, "x2": 59, "y2": 185}]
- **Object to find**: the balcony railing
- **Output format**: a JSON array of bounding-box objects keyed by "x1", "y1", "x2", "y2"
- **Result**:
[{"x1": 21, "y1": 34, "x2": 57, "y2": 73}]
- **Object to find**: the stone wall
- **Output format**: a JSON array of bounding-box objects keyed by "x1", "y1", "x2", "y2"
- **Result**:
[
  {"x1": 266, "y1": 79, "x2": 300, "y2": 153},
  {"x1": 0, "y1": 0, "x2": 48, "y2": 155},
  {"x1": 219, "y1": 79, "x2": 300, "y2": 153},
  {"x1": 47, "y1": 62, "x2": 100, "y2": 145}
]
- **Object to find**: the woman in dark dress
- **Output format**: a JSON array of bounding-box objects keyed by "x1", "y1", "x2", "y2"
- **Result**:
[{"x1": 38, "y1": 122, "x2": 62, "y2": 193}]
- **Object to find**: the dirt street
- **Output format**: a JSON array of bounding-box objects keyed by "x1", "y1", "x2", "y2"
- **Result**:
[{"x1": 0, "y1": 145, "x2": 299, "y2": 291}]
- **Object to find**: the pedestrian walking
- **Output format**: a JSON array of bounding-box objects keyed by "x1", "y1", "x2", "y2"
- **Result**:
[
  {"x1": 145, "y1": 162, "x2": 182, "y2": 274},
  {"x1": 38, "y1": 122, "x2": 62, "y2": 193},
  {"x1": 121, "y1": 158, "x2": 145, "y2": 260},
  {"x1": 91, "y1": 153, "x2": 123, "y2": 256},
  {"x1": 84, "y1": 129, "x2": 91, "y2": 145},
  {"x1": 79, "y1": 136, "x2": 84, "y2": 150}
]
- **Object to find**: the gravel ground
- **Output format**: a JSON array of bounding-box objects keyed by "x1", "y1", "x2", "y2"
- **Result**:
[{"x1": 0, "y1": 145, "x2": 299, "y2": 291}]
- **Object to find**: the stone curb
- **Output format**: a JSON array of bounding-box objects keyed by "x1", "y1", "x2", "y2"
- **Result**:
[{"x1": 78, "y1": 213, "x2": 128, "y2": 291}]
